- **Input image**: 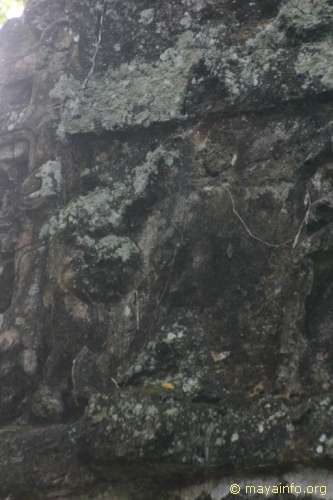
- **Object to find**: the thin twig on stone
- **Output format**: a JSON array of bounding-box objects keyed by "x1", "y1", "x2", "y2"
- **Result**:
[
  {"x1": 111, "y1": 377, "x2": 120, "y2": 391},
  {"x1": 221, "y1": 183, "x2": 293, "y2": 249},
  {"x1": 134, "y1": 289, "x2": 140, "y2": 332},
  {"x1": 83, "y1": 0, "x2": 106, "y2": 88},
  {"x1": 292, "y1": 185, "x2": 312, "y2": 249}
]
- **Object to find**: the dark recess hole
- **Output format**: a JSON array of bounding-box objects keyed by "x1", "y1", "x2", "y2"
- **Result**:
[
  {"x1": 257, "y1": 0, "x2": 282, "y2": 17},
  {"x1": 0, "y1": 256, "x2": 14, "y2": 312}
]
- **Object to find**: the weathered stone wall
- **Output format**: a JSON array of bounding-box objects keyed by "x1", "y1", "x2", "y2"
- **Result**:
[{"x1": 0, "y1": 0, "x2": 333, "y2": 498}]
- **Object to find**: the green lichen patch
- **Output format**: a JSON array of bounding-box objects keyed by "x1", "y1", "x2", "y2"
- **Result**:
[
  {"x1": 278, "y1": 0, "x2": 333, "y2": 37},
  {"x1": 56, "y1": 187, "x2": 124, "y2": 236},
  {"x1": 121, "y1": 315, "x2": 212, "y2": 401},
  {"x1": 76, "y1": 392, "x2": 297, "y2": 470},
  {"x1": 53, "y1": 31, "x2": 201, "y2": 136},
  {"x1": 295, "y1": 40, "x2": 333, "y2": 92},
  {"x1": 54, "y1": 146, "x2": 179, "y2": 239}
]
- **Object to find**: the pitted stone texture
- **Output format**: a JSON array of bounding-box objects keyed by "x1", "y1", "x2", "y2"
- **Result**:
[{"x1": 0, "y1": 0, "x2": 333, "y2": 497}]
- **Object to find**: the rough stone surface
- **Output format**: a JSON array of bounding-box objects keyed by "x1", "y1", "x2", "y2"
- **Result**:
[{"x1": 0, "y1": 0, "x2": 333, "y2": 498}]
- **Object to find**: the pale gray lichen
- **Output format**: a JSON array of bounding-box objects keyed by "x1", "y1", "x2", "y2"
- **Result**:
[
  {"x1": 56, "y1": 188, "x2": 124, "y2": 236},
  {"x1": 133, "y1": 146, "x2": 178, "y2": 197},
  {"x1": 53, "y1": 31, "x2": 201, "y2": 135},
  {"x1": 28, "y1": 160, "x2": 62, "y2": 200},
  {"x1": 122, "y1": 318, "x2": 211, "y2": 399},
  {"x1": 278, "y1": 0, "x2": 333, "y2": 35},
  {"x1": 93, "y1": 234, "x2": 139, "y2": 264},
  {"x1": 199, "y1": 22, "x2": 288, "y2": 103},
  {"x1": 295, "y1": 41, "x2": 333, "y2": 91},
  {"x1": 53, "y1": 146, "x2": 178, "y2": 240},
  {"x1": 139, "y1": 8, "x2": 155, "y2": 25},
  {"x1": 79, "y1": 393, "x2": 296, "y2": 468}
]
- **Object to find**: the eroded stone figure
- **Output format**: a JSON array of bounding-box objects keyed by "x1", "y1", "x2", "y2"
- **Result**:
[{"x1": 0, "y1": 0, "x2": 333, "y2": 498}]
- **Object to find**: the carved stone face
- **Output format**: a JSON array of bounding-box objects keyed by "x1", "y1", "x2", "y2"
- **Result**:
[
  {"x1": 1, "y1": 106, "x2": 330, "y2": 423},
  {"x1": 1, "y1": 0, "x2": 333, "y2": 495}
]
